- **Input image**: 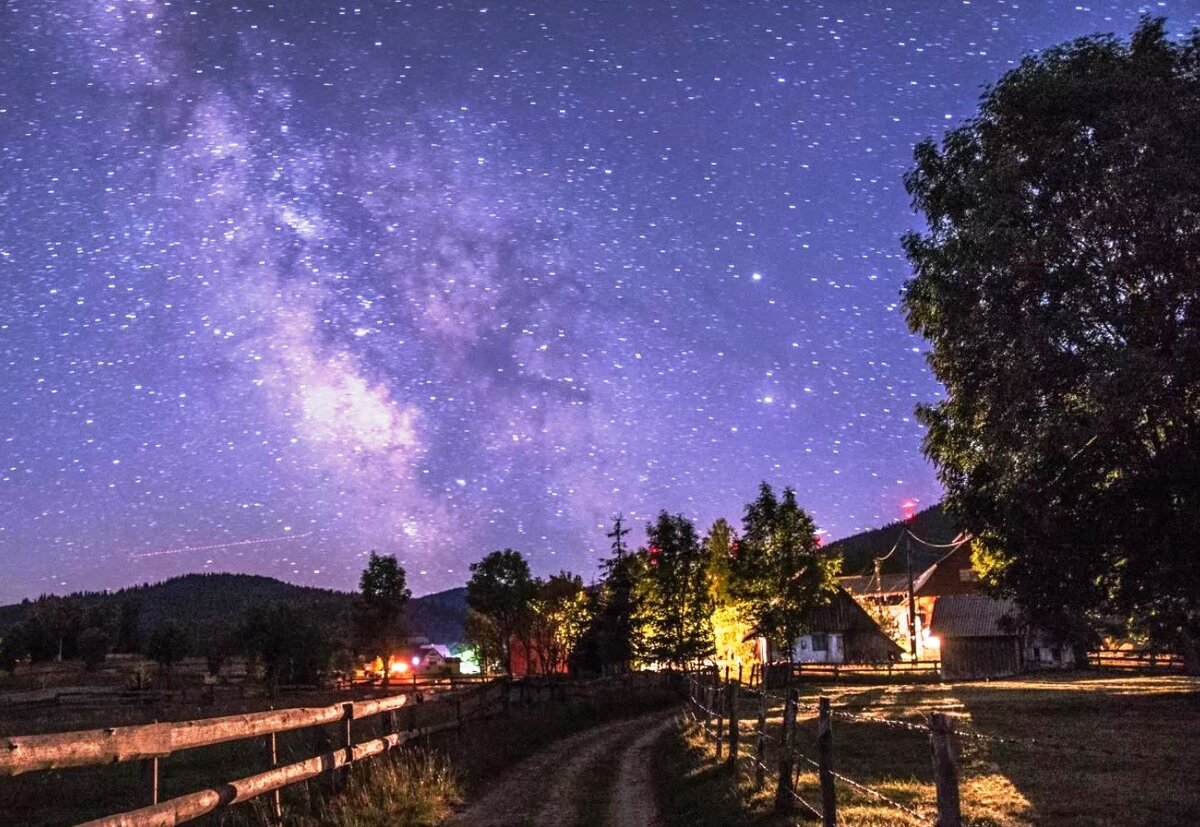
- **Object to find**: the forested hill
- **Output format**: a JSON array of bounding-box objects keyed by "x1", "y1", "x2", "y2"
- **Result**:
[
  {"x1": 0, "y1": 573, "x2": 469, "y2": 645},
  {"x1": 825, "y1": 504, "x2": 962, "y2": 576}
]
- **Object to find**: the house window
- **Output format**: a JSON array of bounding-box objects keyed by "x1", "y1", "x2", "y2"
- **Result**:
[
  {"x1": 959, "y1": 569, "x2": 979, "y2": 583},
  {"x1": 811, "y1": 634, "x2": 828, "y2": 652}
]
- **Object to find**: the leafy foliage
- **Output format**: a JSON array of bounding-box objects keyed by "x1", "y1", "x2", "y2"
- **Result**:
[
  {"x1": 902, "y1": 18, "x2": 1200, "y2": 666},
  {"x1": 637, "y1": 511, "x2": 714, "y2": 667},
  {"x1": 466, "y1": 549, "x2": 538, "y2": 674},
  {"x1": 527, "y1": 572, "x2": 590, "y2": 675},
  {"x1": 240, "y1": 602, "x2": 333, "y2": 695},
  {"x1": 733, "y1": 483, "x2": 839, "y2": 659},
  {"x1": 77, "y1": 626, "x2": 110, "y2": 672},
  {"x1": 354, "y1": 551, "x2": 412, "y2": 685},
  {"x1": 144, "y1": 619, "x2": 191, "y2": 684}
]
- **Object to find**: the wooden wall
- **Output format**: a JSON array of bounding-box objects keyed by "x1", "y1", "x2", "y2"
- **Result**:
[{"x1": 939, "y1": 636, "x2": 1021, "y2": 680}]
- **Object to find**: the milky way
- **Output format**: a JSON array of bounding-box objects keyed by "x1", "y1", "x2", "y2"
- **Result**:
[{"x1": 2, "y1": 1, "x2": 1197, "y2": 601}]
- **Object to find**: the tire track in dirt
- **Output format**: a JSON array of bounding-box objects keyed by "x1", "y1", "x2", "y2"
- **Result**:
[{"x1": 443, "y1": 709, "x2": 675, "y2": 827}]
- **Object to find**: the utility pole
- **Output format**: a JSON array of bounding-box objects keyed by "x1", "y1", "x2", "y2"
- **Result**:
[{"x1": 906, "y1": 531, "x2": 918, "y2": 659}]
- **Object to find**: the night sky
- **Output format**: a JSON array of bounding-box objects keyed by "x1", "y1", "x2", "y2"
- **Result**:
[{"x1": 2, "y1": 1, "x2": 1197, "y2": 603}]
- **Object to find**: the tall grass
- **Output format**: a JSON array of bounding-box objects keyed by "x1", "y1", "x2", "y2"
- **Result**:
[{"x1": 296, "y1": 750, "x2": 461, "y2": 827}]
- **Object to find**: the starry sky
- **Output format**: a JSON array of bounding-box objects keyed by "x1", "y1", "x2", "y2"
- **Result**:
[{"x1": 2, "y1": 1, "x2": 1197, "y2": 603}]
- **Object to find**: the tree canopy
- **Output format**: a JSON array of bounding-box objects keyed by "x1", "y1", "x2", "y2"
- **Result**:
[
  {"x1": 354, "y1": 551, "x2": 411, "y2": 686},
  {"x1": 902, "y1": 18, "x2": 1200, "y2": 669},
  {"x1": 466, "y1": 548, "x2": 538, "y2": 674},
  {"x1": 733, "y1": 483, "x2": 839, "y2": 660},
  {"x1": 637, "y1": 511, "x2": 714, "y2": 668}
]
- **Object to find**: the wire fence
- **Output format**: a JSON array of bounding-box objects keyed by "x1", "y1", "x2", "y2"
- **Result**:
[
  {"x1": 747, "y1": 681, "x2": 1187, "y2": 768},
  {"x1": 684, "y1": 667, "x2": 1188, "y2": 826},
  {"x1": 683, "y1": 672, "x2": 950, "y2": 826}
]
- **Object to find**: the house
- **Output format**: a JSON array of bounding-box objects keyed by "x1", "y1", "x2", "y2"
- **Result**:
[
  {"x1": 788, "y1": 587, "x2": 904, "y2": 664},
  {"x1": 839, "y1": 538, "x2": 979, "y2": 660}
]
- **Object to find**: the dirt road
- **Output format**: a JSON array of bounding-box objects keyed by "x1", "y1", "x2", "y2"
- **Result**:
[{"x1": 443, "y1": 709, "x2": 677, "y2": 827}]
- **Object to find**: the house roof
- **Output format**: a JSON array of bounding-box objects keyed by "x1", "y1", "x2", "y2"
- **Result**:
[
  {"x1": 809, "y1": 588, "x2": 900, "y2": 639},
  {"x1": 929, "y1": 595, "x2": 1020, "y2": 638}
]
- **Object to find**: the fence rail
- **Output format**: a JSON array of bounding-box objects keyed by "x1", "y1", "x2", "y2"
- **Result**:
[
  {"x1": 1087, "y1": 649, "x2": 1185, "y2": 672},
  {"x1": 2, "y1": 672, "x2": 666, "y2": 827},
  {"x1": 784, "y1": 660, "x2": 942, "y2": 683}
]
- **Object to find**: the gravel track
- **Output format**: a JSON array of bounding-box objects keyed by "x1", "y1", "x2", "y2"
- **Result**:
[{"x1": 443, "y1": 709, "x2": 676, "y2": 827}]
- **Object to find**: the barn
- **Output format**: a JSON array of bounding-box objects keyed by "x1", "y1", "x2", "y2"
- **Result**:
[{"x1": 928, "y1": 595, "x2": 1023, "y2": 680}]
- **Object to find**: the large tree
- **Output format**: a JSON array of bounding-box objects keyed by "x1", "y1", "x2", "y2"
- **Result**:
[
  {"x1": 705, "y1": 518, "x2": 759, "y2": 668},
  {"x1": 527, "y1": 572, "x2": 591, "y2": 675},
  {"x1": 734, "y1": 483, "x2": 839, "y2": 662},
  {"x1": 637, "y1": 512, "x2": 714, "y2": 668},
  {"x1": 145, "y1": 620, "x2": 191, "y2": 687},
  {"x1": 241, "y1": 603, "x2": 333, "y2": 697},
  {"x1": 466, "y1": 549, "x2": 538, "y2": 675},
  {"x1": 594, "y1": 515, "x2": 645, "y2": 673},
  {"x1": 354, "y1": 551, "x2": 411, "y2": 687},
  {"x1": 902, "y1": 19, "x2": 1200, "y2": 670}
]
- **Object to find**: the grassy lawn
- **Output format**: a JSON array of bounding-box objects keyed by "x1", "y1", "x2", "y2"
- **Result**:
[{"x1": 676, "y1": 672, "x2": 1199, "y2": 826}]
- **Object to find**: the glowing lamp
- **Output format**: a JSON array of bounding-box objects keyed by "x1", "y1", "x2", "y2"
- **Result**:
[
  {"x1": 389, "y1": 660, "x2": 408, "y2": 674},
  {"x1": 411, "y1": 655, "x2": 421, "y2": 667}
]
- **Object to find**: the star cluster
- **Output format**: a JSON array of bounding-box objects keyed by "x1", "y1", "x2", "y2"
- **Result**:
[{"x1": 2, "y1": 1, "x2": 1196, "y2": 601}]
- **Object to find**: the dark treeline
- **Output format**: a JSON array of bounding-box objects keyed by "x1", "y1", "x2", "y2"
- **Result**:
[{"x1": 464, "y1": 481, "x2": 841, "y2": 676}]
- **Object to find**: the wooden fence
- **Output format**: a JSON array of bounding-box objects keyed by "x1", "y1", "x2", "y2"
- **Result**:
[
  {"x1": 1088, "y1": 649, "x2": 1185, "y2": 673},
  {"x1": 1, "y1": 672, "x2": 666, "y2": 827},
  {"x1": 686, "y1": 667, "x2": 958, "y2": 826},
  {"x1": 750, "y1": 659, "x2": 942, "y2": 688},
  {"x1": 791, "y1": 660, "x2": 941, "y2": 679}
]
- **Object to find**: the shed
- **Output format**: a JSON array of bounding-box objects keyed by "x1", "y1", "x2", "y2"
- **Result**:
[{"x1": 928, "y1": 595, "x2": 1022, "y2": 680}]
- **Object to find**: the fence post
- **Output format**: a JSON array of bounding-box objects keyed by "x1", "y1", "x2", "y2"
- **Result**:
[
  {"x1": 140, "y1": 756, "x2": 159, "y2": 807},
  {"x1": 818, "y1": 696, "x2": 837, "y2": 827},
  {"x1": 265, "y1": 731, "x2": 283, "y2": 822},
  {"x1": 340, "y1": 702, "x2": 354, "y2": 790},
  {"x1": 930, "y1": 712, "x2": 962, "y2": 827},
  {"x1": 715, "y1": 669, "x2": 726, "y2": 759},
  {"x1": 773, "y1": 687, "x2": 797, "y2": 814},
  {"x1": 754, "y1": 685, "x2": 767, "y2": 789},
  {"x1": 727, "y1": 665, "x2": 741, "y2": 768}
]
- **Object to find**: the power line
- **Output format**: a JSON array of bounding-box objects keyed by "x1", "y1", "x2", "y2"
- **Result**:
[{"x1": 904, "y1": 529, "x2": 973, "y2": 550}]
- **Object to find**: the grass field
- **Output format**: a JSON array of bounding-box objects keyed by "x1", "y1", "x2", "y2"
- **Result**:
[{"x1": 668, "y1": 672, "x2": 1199, "y2": 827}]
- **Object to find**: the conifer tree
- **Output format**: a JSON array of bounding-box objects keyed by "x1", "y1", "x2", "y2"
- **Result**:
[{"x1": 638, "y1": 511, "x2": 714, "y2": 668}]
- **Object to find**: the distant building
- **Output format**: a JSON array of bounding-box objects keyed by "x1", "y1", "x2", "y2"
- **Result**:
[
  {"x1": 839, "y1": 539, "x2": 980, "y2": 660},
  {"x1": 794, "y1": 587, "x2": 905, "y2": 663},
  {"x1": 929, "y1": 594, "x2": 1074, "y2": 680},
  {"x1": 755, "y1": 587, "x2": 904, "y2": 665}
]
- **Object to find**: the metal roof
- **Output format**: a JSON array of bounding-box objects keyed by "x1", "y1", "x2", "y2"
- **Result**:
[{"x1": 928, "y1": 595, "x2": 1021, "y2": 638}]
